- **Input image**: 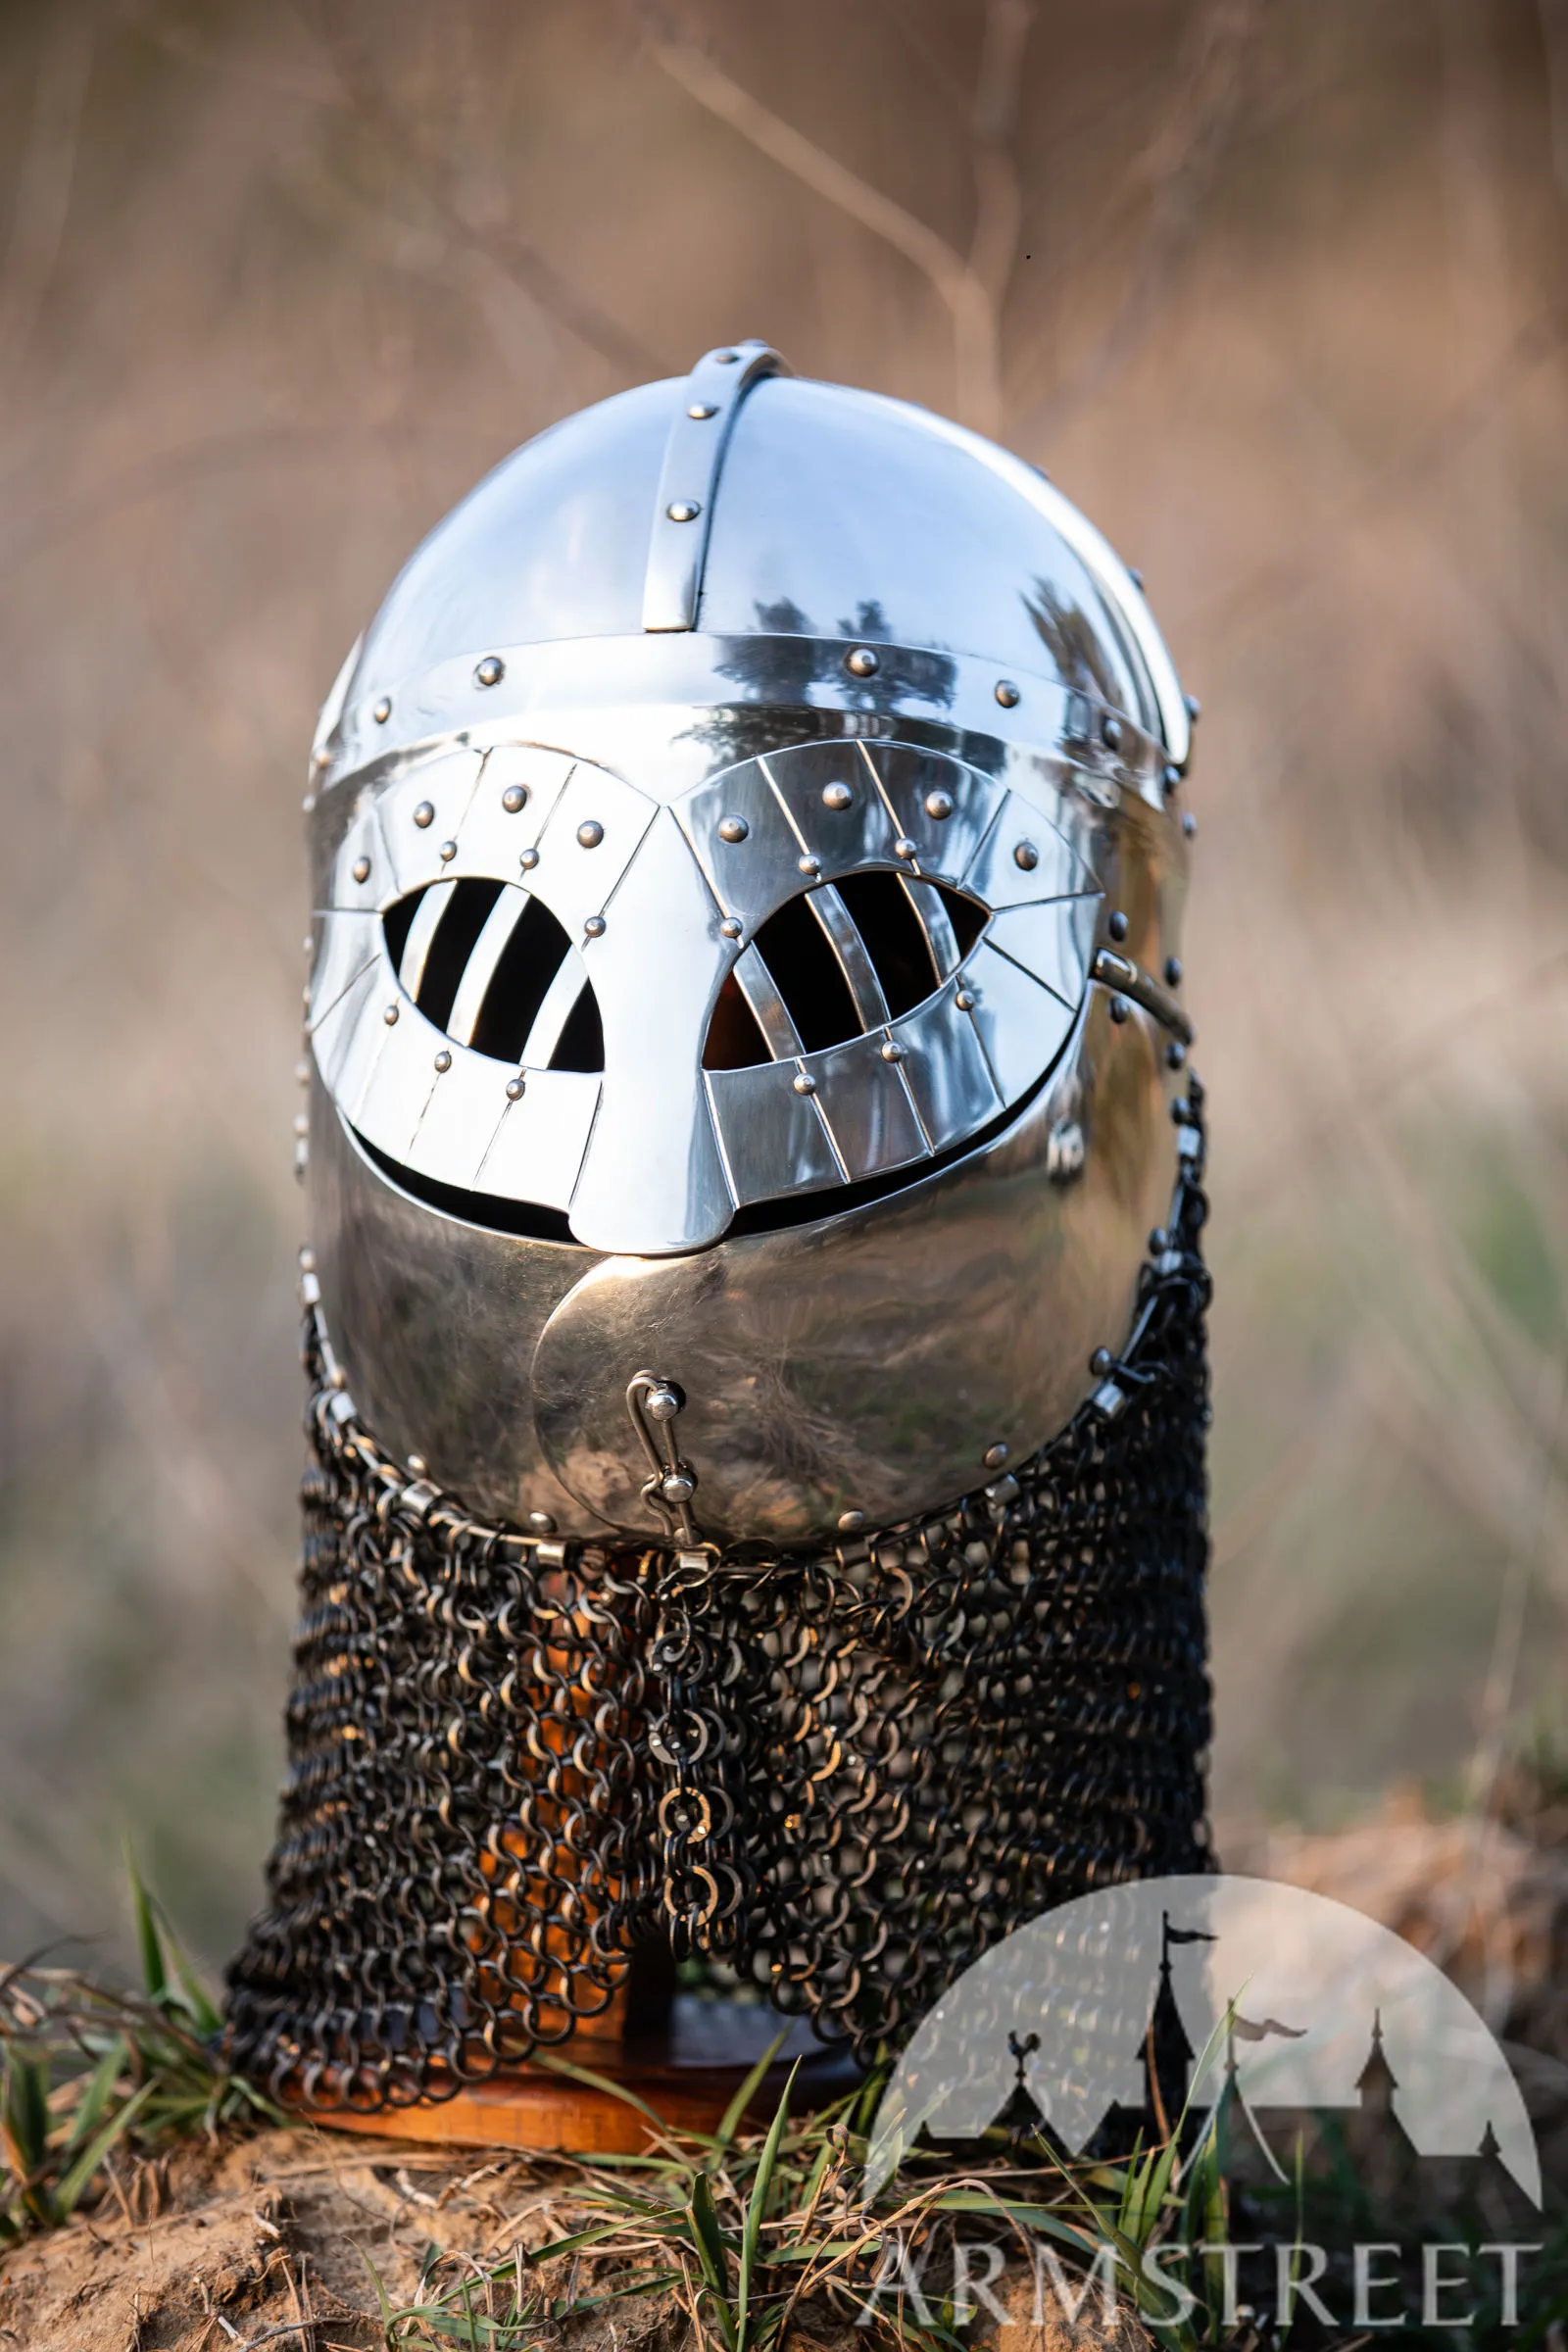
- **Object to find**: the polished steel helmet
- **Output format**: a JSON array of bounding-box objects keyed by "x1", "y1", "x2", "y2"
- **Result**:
[{"x1": 302, "y1": 340, "x2": 1196, "y2": 1547}]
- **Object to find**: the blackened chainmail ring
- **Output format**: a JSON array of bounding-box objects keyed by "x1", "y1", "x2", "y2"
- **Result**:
[{"x1": 223, "y1": 1087, "x2": 1213, "y2": 2108}]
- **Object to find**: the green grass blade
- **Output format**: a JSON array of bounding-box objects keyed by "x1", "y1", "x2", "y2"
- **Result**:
[
  {"x1": 713, "y1": 2026, "x2": 789, "y2": 2153},
  {"x1": 63, "y1": 2036, "x2": 128, "y2": 2159},
  {"x1": 737, "y1": 2062, "x2": 798, "y2": 2350},
  {"x1": 53, "y1": 2078, "x2": 155, "y2": 2217},
  {"x1": 2, "y1": 2052, "x2": 52, "y2": 2176},
  {"x1": 358, "y1": 2245, "x2": 399, "y2": 2325},
  {"x1": 688, "y1": 2168, "x2": 738, "y2": 2349},
  {"x1": 123, "y1": 1848, "x2": 170, "y2": 2008}
]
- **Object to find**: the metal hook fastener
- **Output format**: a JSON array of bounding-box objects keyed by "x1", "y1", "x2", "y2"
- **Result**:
[{"x1": 626, "y1": 1370, "x2": 702, "y2": 1544}]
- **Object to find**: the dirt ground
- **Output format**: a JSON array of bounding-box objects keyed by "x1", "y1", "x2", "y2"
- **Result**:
[
  {"x1": 0, "y1": 2124, "x2": 608, "y2": 2350},
  {"x1": 4, "y1": 1788, "x2": 1566, "y2": 2352}
]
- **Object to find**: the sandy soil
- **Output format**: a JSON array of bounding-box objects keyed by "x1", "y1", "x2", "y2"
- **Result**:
[{"x1": 4, "y1": 1788, "x2": 1565, "y2": 2352}]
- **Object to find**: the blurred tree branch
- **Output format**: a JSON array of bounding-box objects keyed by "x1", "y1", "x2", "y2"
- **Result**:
[
  {"x1": 634, "y1": 1, "x2": 1032, "y2": 433},
  {"x1": 1196, "y1": 305, "x2": 1568, "y2": 639},
  {"x1": 0, "y1": 420, "x2": 503, "y2": 581},
  {"x1": 294, "y1": 1, "x2": 666, "y2": 379},
  {"x1": 0, "y1": 13, "x2": 94, "y2": 393},
  {"x1": 1006, "y1": 0, "x2": 1264, "y2": 435},
  {"x1": 1539, "y1": 0, "x2": 1568, "y2": 198}
]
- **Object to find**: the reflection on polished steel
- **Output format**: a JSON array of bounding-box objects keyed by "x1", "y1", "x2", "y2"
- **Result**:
[
  {"x1": 625, "y1": 1370, "x2": 701, "y2": 1544},
  {"x1": 302, "y1": 340, "x2": 1198, "y2": 1542}
]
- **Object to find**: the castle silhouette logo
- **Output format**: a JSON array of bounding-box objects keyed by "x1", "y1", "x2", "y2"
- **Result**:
[{"x1": 863, "y1": 1873, "x2": 1542, "y2": 2210}]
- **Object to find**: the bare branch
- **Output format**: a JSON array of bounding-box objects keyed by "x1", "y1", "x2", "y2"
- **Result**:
[
  {"x1": 1007, "y1": 0, "x2": 1262, "y2": 435},
  {"x1": 297, "y1": 2, "x2": 664, "y2": 380},
  {"x1": 965, "y1": 0, "x2": 1034, "y2": 428},
  {"x1": 0, "y1": 13, "x2": 94, "y2": 389},
  {"x1": 1195, "y1": 306, "x2": 1568, "y2": 641},
  {"x1": 650, "y1": 37, "x2": 972, "y2": 311},
  {"x1": 645, "y1": 21, "x2": 1023, "y2": 431},
  {"x1": 1538, "y1": 0, "x2": 1568, "y2": 199}
]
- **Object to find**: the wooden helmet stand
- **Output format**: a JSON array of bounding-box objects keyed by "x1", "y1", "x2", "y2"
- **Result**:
[{"x1": 312, "y1": 1964, "x2": 858, "y2": 2156}]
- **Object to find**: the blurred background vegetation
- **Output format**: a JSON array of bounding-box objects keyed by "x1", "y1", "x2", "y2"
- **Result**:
[{"x1": 1, "y1": 0, "x2": 1565, "y2": 1978}]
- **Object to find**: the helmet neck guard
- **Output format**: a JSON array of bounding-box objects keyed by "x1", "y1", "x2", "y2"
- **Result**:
[{"x1": 225, "y1": 1088, "x2": 1210, "y2": 2106}]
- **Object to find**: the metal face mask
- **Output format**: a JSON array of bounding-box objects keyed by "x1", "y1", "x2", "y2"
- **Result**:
[{"x1": 302, "y1": 342, "x2": 1197, "y2": 1545}]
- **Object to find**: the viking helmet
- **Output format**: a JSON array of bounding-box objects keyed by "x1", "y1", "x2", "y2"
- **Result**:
[{"x1": 302, "y1": 341, "x2": 1195, "y2": 1547}]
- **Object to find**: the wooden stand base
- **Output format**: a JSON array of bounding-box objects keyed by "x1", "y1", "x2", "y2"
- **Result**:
[{"x1": 310, "y1": 1998, "x2": 859, "y2": 2155}]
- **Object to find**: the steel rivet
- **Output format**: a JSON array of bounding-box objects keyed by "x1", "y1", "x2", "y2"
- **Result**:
[
  {"x1": 413, "y1": 801, "x2": 435, "y2": 829},
  {"x1": 1013, "y1": 841, "x2": 1039, "y2": 871},
  {"x1": 383, "y1": 1003, "x2": 399, "y2": 1025},
  {"x1": 1166, "y1": 1041, "x2": 1187, "y2": 1069},
  {"x1": 1102, "y1": 714, "x2": 1123, "y2": 750},
  {"x1": 372, "y1": 695, "x2": 392, "y2": 724},
  {"x1": 434, "y1": 1049, "x2": 452, "y2": 1072},
  {"x1": 688, "y1": 401, "x2": 718, "y2": 418},
  {"x1": 301, "y1": 793, "x2": 317, "y2": 815},
  {"x1": 584, "y1": 914, "x2": 607, "y2": 938},
  {"x1": 303, "y1": 935, "x2": 314, "y2": 956},
  {"x1": 528, "y1": 1510, "x2": 557, "y2": 1536},
  {"x1": 667, "y1": 499, "x2": 701, "y2": 522},
  {"x1": 713, "y1": 349, "x2": 739, "y2": 364},
  {"x1": 1182, "y1": 811, "x2": 1198, "y2": 839},
  {"x1": 894, "y1": 837, "x2": 917, "y2": 861},
  {"x1": 329, "y1": 1366, "x2": 346, "y2": 1391},
  {"x1": 1107, "y1": 909, "x2": 1128, "y2": 941},
  {"x1": 983, "y1": 1443, "x2": 1009, "y2": 1471},
  {"x1": 292, "y1": 1111, "x2": 309, "y2": 1137},
  {"x1": 352, "y1": 855, "x2": 371, "y2": 883},
  {"x1": 1164, "y1": 956, "x2": 1183, "y2": 987},
  {"x1": 646, "y1": 1385, "x2": 682, "y2": 1423},
  {"x1": 793, "y1": 1072, "x2": 816, "y2": 1095},
  {"x1": 956, "y1": 987, "x2": 976, "y2": 1010},
  {"x1": 924, "y1": 789, "x2": 955, "y2": 820},
  {"x1": 845, "y1": 645, "x2": 879, "y2": 677},
  {"x1": 838, "y1": 1509, "x2": 866, "y2": 1534},
  {"x1": 995, "y1": 679, "x2": 1020, "y2": 708},
  {"x1": 720, "y1": 918, "x2": 743, "y2": 940},
  {"x1": 313, "y1": 746, "x2": 332, "y2": 770},
  {"x1": 475, "y1": 655, "x2": 505, "y2": 688},
  {"x1": 880, "y1": 1040, "x2": 905, "y2": 1062},
  {"x1": 576, "y1": 819, "x2": 605, "y2": 848},
  {"x1": 439, "y1": 838, "x2": 458, "y2": 862},
  {"x1": 1185, "y1": 692, "x2": 1201, "y2": 722},
  {"x1": 506, "y1": 1076, "x2": 525, "y2": 1100},
  {"x1": 408, "y1": 1454, "x2": 428, "y2": 1477},
  {"x1": 661, "y1": 1470, "x2": 696, "y2": 1503},
  {"x1": 502, "y1": 785, "x2": 527, "y2": 813},
  {"x1": 822, "y1": 782, "x2": 853, "y2": 811},
  {"x1": 799, "y1": 853, "x2": 821, "y2": 876},
  {"x1": 718, "y1": 815, "x2": 749, "y2": 844},
  {"x1": 1108, "y1": 995, "x2": 1131, "y2": 1024},
  {"x1": 298, "y1": 1247, "x2": 317, "y2": 1272},
  {"x1": 520, "y1": 847, "x2": 539, "y2": 870},
  {"x1": 1163, "y1": 763, "x2": 1182, "y2": 795},
  {"x1": 295, "y1": 1058, "x2": 310, "y2": 1085},
  {"x1": 1090, "y1": 1348, "x2": 1113, "y2": 1376}
]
